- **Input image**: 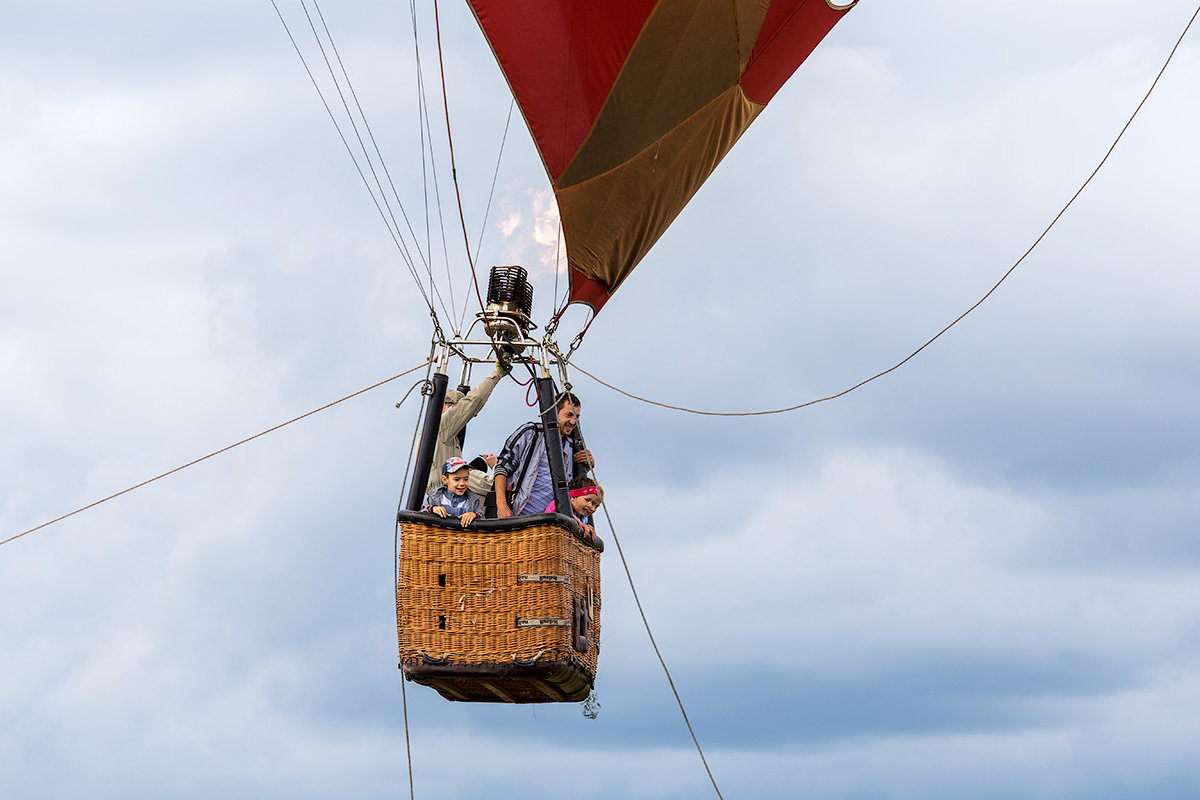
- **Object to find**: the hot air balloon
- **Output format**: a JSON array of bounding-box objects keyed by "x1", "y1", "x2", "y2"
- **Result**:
[
  {"x1": 396, "y1": 0, "x2": 855, "y2": 703},
  {"x1": 471, "y1": 0, "x2": 856, "y2": 311}
]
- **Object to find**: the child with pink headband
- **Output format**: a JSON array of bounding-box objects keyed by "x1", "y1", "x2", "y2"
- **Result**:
[{"x1": 545, "y1": 476, "x2": 603, "y2": 540}]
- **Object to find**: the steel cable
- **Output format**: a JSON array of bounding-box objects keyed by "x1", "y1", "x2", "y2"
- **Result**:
[
  {"x1": 570, "y1": 2, "x2": 1199, "y2": 419},
  {"x1": 2, "y1": 364, "x2": 427, "y2": 548},
  {"x1": 589, "y1": 475, "x2": 724, "y2": 799}
]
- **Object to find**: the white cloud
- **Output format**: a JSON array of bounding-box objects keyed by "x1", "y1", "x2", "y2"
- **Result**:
[
  {"x1": 498, "y1": 212, "x2": 520, "y2": 237},
  {"x1": 598, "y1": 447, "x2": 1200, "y2": 681},
  {"x1": 491, "y1": 188, "x2": 565, "y2": 280}
]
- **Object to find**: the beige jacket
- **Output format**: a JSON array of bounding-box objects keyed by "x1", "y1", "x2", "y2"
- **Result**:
[{"x1": 424, "y1": 370, "x2": 501, "y2": 496}]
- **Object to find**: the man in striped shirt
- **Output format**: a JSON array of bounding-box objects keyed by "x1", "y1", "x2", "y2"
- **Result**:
[{"x1": 493, "y1": 392, "x2": 594, "y2": 518}]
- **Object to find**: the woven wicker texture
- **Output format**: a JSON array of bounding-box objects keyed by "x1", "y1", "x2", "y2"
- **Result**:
[{"x1": 397, "y1": 516, "x2": 601, "y2": 679}]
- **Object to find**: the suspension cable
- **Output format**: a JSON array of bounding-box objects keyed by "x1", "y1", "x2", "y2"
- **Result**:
[
  {"x1": 308, "y1": 1, "x2": 430, "y2": 270},
  {"x1": 409, "y1": 0, "x2": 459, "y2": 336},
  {"x1": 472, "y1": 99, "x2": 517, "y2": 270},
  {"x1": 461, "y1": 97, "x2": 518, "y2": 332},
  {"x1": 432, "y1": 0, "x2": 487, "y2": 314},
  {"x1": 307, "y1": 0, "x2": 459, "y2": 328},
  {"x1": 552, "y1": 223, "x2": 563, "y2": 318},
  {"x1": 269, "y1": 0, "x2": 447, "y2": 331}
]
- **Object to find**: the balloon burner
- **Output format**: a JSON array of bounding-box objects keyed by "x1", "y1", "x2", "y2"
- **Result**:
[{"x1": 483, "y1": 265, "x2": 535, "y2": 352}]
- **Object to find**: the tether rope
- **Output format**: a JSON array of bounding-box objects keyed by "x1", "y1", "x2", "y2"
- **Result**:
[
  {"x1": 400, "y1": 677, "x2": 415, "y2": 800},
  {"x1": 1, "y1": 364, "x2": 427, "y2": 548},
  {"x1": 587, "y1": 466, "x2": 724, "y2": 799},
  {"x1": 541, "y1": 396, "x2": 721, "y2": 793},
  {"x1": 392, "y1": 367, "x2": 431, "y2": 800},
  {"x1": 571, "y1": 3, "x2": 1199, "y2": 419}
]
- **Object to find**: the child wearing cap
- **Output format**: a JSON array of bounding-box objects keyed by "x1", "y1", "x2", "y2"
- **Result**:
[
  {"x1": 423, "y1": 457, "x2": 483, "y2": 527},
  {"x1": 545, "y1": 476, "x2": 603, "y2": 540}
]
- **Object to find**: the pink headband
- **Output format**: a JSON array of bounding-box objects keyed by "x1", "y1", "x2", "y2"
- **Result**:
[{"x1": 569, "y1": 486, "x2": 599, "y2": 499}]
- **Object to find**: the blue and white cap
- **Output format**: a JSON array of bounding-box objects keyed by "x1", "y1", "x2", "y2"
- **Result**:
[{"x1": 441, "y1": 457, "x2": 471, "y2": 475}]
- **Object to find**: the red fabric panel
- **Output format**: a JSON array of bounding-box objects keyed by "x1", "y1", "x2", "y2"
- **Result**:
[
  {"x1": 468, "y1": 1, "x2": 658, "y2": 179},
  {"x1": 739, "y1": 0, "x2": 849, "y2": 104},
  {"x1": 566, "y1": 272, "x2": 612, "y2": 313}
]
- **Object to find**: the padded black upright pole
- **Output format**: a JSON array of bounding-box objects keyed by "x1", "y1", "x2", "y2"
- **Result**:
[
  {"x1": 536, "y1": 376, "x2": 572, "y2": 517},
  {"x1": 405, "y1": 371, "x2": 448, "y2": 511},
  {"x1": 570, "y1": 420, "x2": 587, "y2": 480}
]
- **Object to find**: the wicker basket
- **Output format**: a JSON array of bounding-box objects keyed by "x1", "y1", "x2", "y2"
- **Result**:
[{"x1": 396, "y1": 510, "x2": 602, "y2": 703}]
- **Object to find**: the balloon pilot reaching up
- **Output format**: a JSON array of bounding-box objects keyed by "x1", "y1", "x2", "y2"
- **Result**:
[
  {"x1": 423, "y1": 457, "x2": 483, "y2": 527},
  {"x1": 494, "y1": 392, "x2": 595, "y2": 518},
  {"x1": 424, "y1": 361, "x2": 508, "y2": 499}
]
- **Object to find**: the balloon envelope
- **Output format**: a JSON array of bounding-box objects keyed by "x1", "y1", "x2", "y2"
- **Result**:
[{"x1": 467, "y1": 0, "x2": 855, "y2": 312}]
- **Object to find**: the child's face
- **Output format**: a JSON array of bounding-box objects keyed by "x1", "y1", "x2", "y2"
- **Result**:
[
  {"x1": 571, "y1": 492, "x2": 601, "y2": 517},
  {"x1": 442, "y1": 468, "x2": 471, "y2": 495}
]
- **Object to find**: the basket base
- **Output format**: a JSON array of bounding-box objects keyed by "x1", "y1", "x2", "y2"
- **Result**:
[{"x1": 402, "y1": 659, "x2": 593, "y2": 703}]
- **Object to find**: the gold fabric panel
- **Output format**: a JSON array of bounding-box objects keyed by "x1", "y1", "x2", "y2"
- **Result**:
[
  {"x1": 734, "y1": 0, "x2": 771, "y2": 70},
  {"x1": 557, "y1": 86, "x2": 764, "y2": 295},
  {"x1": 558, "y1": 0, "x2": 747, "y2": 189}
]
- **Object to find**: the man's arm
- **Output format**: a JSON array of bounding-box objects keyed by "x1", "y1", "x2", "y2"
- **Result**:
[
  {"x1": 494, "y1": 473, "x2": 512, "y2": 518},
  {"x1": 493, "y1": 422, "x2": 535, "y2": 482},
  {"x1": 438, "y1": 367, "x2": 502, "y2": 442},
  {"x1": 494, "y1": 422, "x2": 538, "y2": 518}
]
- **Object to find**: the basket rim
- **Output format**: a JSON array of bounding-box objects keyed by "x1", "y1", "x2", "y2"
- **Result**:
[{"x1": 396, "y1": 509, "x2": 604, "y2": 552}]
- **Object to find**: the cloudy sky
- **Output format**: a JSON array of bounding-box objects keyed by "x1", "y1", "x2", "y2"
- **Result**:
[{"x1": 3, "y1": 2, "x2": 1199, "y2": 798}]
